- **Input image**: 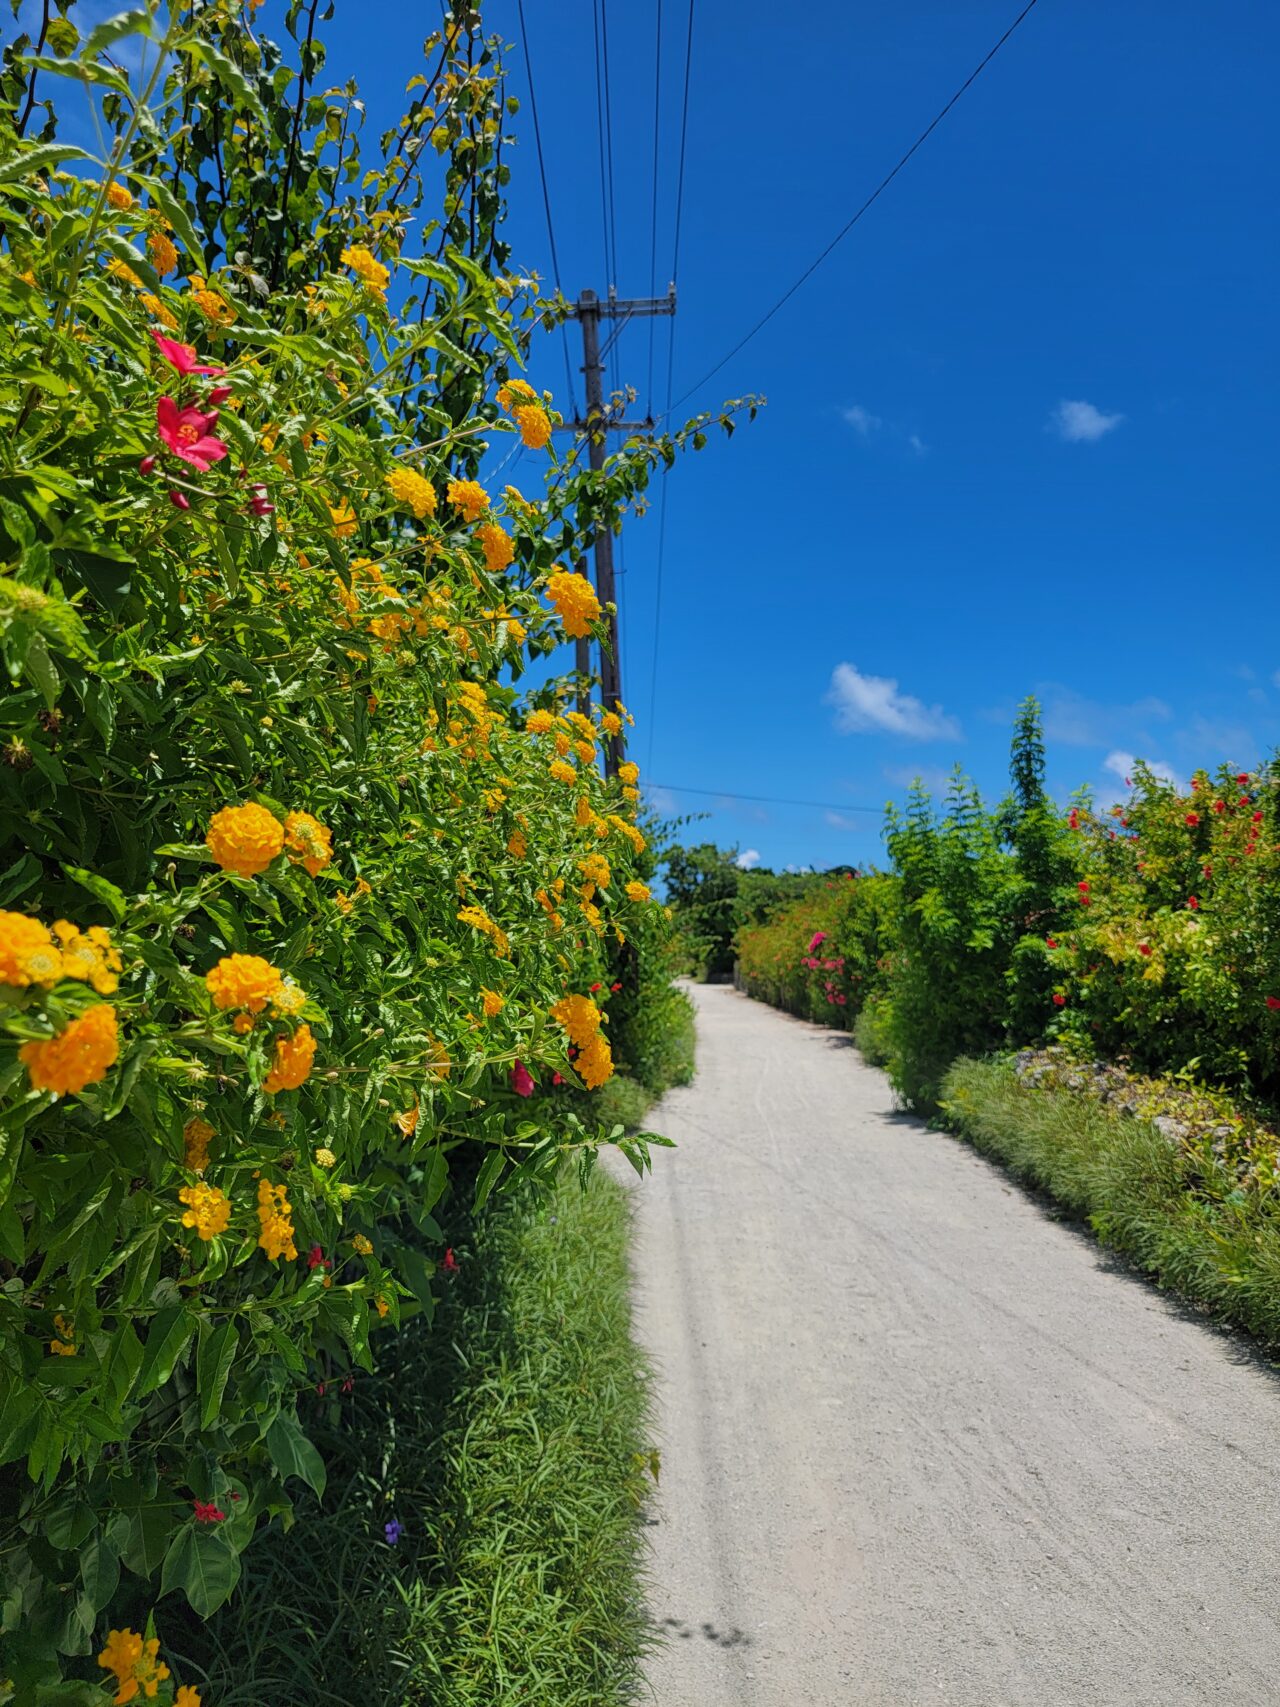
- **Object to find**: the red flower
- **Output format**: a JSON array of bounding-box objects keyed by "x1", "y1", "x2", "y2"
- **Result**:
[
  {"x1": 150, "y1": 330, "x2": 225, "y2": 376},
  {"x1": 510, "y1": 1060, "x2": 534, "y2": 1098},
  {"x1": 1046, "y1": 937, "x2": 1058, "y2": 949},
  {"x1": 315, "y1": 1381, "x2": 326, "y2": 1397},
  {"x1": 306, "y1": 1244, "x2": 331, "y2": 1271},
  {"x1": 1187, "y1": 895, "x2": 1199, "y2": 910},
  {"x1": 1253, "y1": 811, "x2": 1264, "y2": 823},
  {"x1": 610, "y1": 981, "x2": 622, "y2": 992},
  {"x1": 1052, "y1": 993, "x2": 1066, "y2": 1007},
  {"x1": 1185, "y1": 812, "x2": 1200, "y2": 826},
  {"x1": 1068, "y1": 810, "x2": 1080, "y2": 830},
  {"x1": 1213, "y1": 800, "x2": 1226, "y2": 814},
  {"x1": 156, "y1": 395, "x2": 227, "y2": 471},
  {"x1": 589, "y1": 982, "x2": 602, "y2": 993},
  {"x1": 1202, "y1": 863, "x2": 1213, "y2": 878},
  {"x1": 1077, "y1": 881, "x2": 1090, "y2": 893},
  {"x1": 341, "y1": 1374, "x2": 355, "y2": 1394},
  {"x1": 551, "y1": 1071, "x2": 563, "y2": 1085},
  {"x1": 441, "y1": 1247, "x2": 460, "y2": 1274},
  {"x1": 1236, "y1": 773, "x2": 1250, "y2": 786},
  {"x1": 1267, "y1": 997, "x2": 1280, "y2": 1011},
  {"x1": 1139, "y1": 943, "x2": 1152, "y2": 957},
  {"x1": 193, "y1": 1500, "x2": 226, "y2": 1524}
]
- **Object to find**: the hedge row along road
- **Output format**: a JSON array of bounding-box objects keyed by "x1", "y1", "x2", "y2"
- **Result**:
[{"x1": 622, "y1": 984, "x2": 1280, "y2": 1707}]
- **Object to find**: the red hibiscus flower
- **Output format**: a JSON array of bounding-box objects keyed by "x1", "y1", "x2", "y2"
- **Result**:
[
  {"x1": 1213, "y1": 800, "x2": 1226, "y2": 814},
  {"x1": 1236, "y1": 774, "x2": 1250, "y2": 786},
  {"x1": 156, "y1": 395, "x2": 227, "y2": 471},
  {"x1": 1187, "y1": 895, "x2": 1200, "y2": 910},
  {"x1": 510, "y1": 1060, "x2": 534, "y2": 1098},
  {"x1": 1052, "y1": 993, "x2": 1066, "y2": 1007},
  {"x1": 150, "y1": 330, "x2": 225, "y2": 376},
  {"x1": 1185, "y1": 812, "x2": 1200, "y2": 826},
  {"x1": 193, "y1": 1499, "x2": 227, "y2": 1524}
]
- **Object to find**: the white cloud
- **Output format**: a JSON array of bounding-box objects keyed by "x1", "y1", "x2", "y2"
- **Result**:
[
  {"x1": 908, "y1": 433, "x2": 927, "y2": 455},
  {"x1": 884, "y1": 763, "x2": 954, "y2": 793},
  {"x1": 1040, "y1": 687, "x2": 1172, "y2": 747},
  {"x1": 841, "y1": 404, "x2": 881, "y2": 438},
  {"x1": 1049, "y1": 399, "x2": 1125, "y2": 443},
  {"x1": 826, "y1": 663, "x2": 961, "y2": 741},
  {"x1": 1103, "y1": 749, "x2": 1182, "y2": 792},
  {"x1": 735, "y1": 848, "x2": 761, "y2": 870}
]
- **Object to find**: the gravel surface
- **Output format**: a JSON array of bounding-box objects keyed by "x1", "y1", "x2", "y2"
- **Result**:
[{"x1": 619, "y1": 984, "x2": 1280, "y2": 1707}]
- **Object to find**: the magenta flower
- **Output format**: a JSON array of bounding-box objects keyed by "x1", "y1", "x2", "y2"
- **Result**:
[
  {"x1": 156, "y1": 395, "x2": 227, "y2": 471},
  {"x1": 150, "y1": 329, "x2": 225, "y2": 376},
  {"x1": 511, "y1": 1060, "x2": 535, "y2": 1098},
  {"x1": 808, "y1": 931, "x2": 827, "y2": 952}
]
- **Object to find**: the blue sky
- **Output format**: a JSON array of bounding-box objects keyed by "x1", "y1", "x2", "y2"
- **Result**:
[
  {"x1": 39, "y1": 0, "x2": 1276, "y2": 871},
  {"x1": 435, "y1": 0, "x2": 1274, "y2": 872}
]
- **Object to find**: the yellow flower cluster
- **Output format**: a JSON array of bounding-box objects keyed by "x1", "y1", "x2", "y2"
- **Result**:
[
  {"x1": 551, "y1": 993, "x2": 614, "y2": 1089},
  {"x1": 618, "y1": 760, "x2": 640, "y2": 786},
  {"x1": 546, "y1": 568, "x2": 600, "y2": 638},
  {"x1": 183, "y1": 1115, "x2": 215, "y2": 1173},
  {"x1": 262, "y1": 1022, "x2": 317, "y2": 1093},
  {"x1": 179, "y1": 1181, "x2": 232, "y2": 1242},
  {"x1": 20, "y1": 1004, "x2": 119, "y2": 1095},
  {"x1": 0, "y1": 910, "x2": 122, "y2": 994},
  {"x1": 147, "y1": 230, "x2": 178, "y2": 278},
  {"x1": 352, "y1": 1233, "x2": 373, "y2": 1255},
  {"x1": 330, "y1": 499, "x2": 358, "y2": 538},
  {"x1": 477, "y1": 521, "x2": 514, "y2": 574},
  {"x1": 49, "y1": 1313, "x2": 76, "y2": 1357},
  {"x1": 189, "y1": 274, "x2": 234, "y2": 325},
  {"x1": 205, "y1": 953, "x2": 287, "y2": 1016},
  {"x1": 549, "y1": 758, "x2": 576, "y2": 785},
  {"x1": 526, "y1": 708, "x2": 556, "y2": 735},
  {"x1": 626, "y1": 880, "x2": 652, "y2": 903},
  {"x1": 342, "y1": 244, "x2": 390, "y2": 296},
  {"x1": 207, "y1": 802, "x2": 284, "y2": 877},
  {"x1": 507, "y1": 827, "x2": 528, "y2": 859},
  {"x1": 256, "y1": 1178, "x2": 297, "y2": 1261},
  {"x1": 579, "y1": 852, "x2": 612, "y2": 889},
  {"x1": 481, "y1": 988, "x2": 504, "y2": 1017},
  {"x1": 447, "y1": 478, "x2": 489, "y2": 522},
  {"x1": 496, "y1": 377, "x2": 537, "y2": 410},
  {"x1": 512, "y1": 402, "x2": 552, "y2": 448},
  {"x1": 284, "y1": 810, "x2": 333, "y2": 876},
  {"x1": 607, "y1": 814, "x2": 646, "y2": 854},
  {"x1": 97, "y1": 1626, "x2": 169, "y2": 1703},
  {"x1": 386, "y1": 465, "x2": 438, "y2": 519},
  {"x1": 458, "y1": 903, "x2": 510, "y2": 958}
]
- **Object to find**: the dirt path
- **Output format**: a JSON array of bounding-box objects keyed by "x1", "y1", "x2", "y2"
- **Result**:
[{"x1": 620, "y1": 984, "x2": 1280, "y2": 1707}]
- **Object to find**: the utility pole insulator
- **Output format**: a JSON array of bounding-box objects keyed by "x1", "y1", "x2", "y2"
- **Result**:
[{"x1": 563, "y1": 286, "x2": 676, "y2": 777}]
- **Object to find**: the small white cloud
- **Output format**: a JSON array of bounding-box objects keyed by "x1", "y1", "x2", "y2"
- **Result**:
[
  {"x1": 1103, "y1": 749, "x2": 1182, "y2": 792},
  {"x1": 842, "y1": 404, "x2": 881, "y2": 438},
  {"x1": 1049, "y1": 399, "x2": 1125, "y2": 443},
  {"x1": 826, "y1": 663, "x2": 961, "y2": 741},
  {"x1": 908, "y1": 433, "x2": 927, "y2": 455},
  {"x1": 735, "y1": 848, "x2": 761, "y2": 870},
  {"x1": 884, "y1": 763, "x2": 953, "y2": 793}
]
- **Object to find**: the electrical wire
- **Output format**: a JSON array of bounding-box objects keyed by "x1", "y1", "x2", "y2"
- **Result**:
[
  {"x1": 515, "y1": 0, "x2": 578, "y2": 413},
  {"x1": 591, "y1": 0, "x2": 613, "y2": 291},
  {"x1": 646, "y1": 0, "x2": 663, "y2": 415},
  {"x1": 645, "y1": 0, "x2": 696, "y2": 769},
  {"x1": 645, "y1": 783, "x2": 885, "y2": 815},
  {"x1": 669, "y1": 0, "x2": 1043, "y2": 412}
]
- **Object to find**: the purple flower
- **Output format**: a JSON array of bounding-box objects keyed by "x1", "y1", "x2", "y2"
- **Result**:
[{"x1": 384, "y1": 1519, "x2": 403, "y2": 1545}]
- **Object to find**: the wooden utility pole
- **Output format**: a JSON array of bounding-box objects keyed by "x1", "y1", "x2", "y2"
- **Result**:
[{"x1": 562, "y1": 285, "x2": 675, "y2": 774}]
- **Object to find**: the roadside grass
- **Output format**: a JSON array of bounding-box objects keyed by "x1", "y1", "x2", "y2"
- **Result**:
[
  {"x1": 852, "y1": 996, "x2": 894, "y2": 1071},
  {"x1": 942, "y1": 1056, "x2": 1280, "y2": 1350},
  {"x1": 168, "y1": 1167, "x2": 654, "y2": 1707}
]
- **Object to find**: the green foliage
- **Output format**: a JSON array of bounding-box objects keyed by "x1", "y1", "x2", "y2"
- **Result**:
[
  {"x1": 168, "y1": 1167, "x2": 655, "y2": 1706},
  {"x1": 942, "y1": 1055, "x2": 1280, "y2": 1349},
  {"x1": 661, "y1": 841, "x2": 740, "y2": 978},
  {"x1": 735, "y1": 870, "x2": 897, "y2": 1026},
  {"x1": 0, "y1": 4, "x2": 738, "y2": 1694}
]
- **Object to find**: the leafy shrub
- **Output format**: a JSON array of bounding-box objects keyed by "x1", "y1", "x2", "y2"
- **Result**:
[
  {"x1": 736, "y1": 871, "x2": 897, "y2": 1024},
  {"x1": 0, "y1": 7, "x2": 739, "y2": 1697}
]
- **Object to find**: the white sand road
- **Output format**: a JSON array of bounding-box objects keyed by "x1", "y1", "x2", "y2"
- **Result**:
[{"x1": 615, "y1": 983, "x2": 1280, "y2": 1707}]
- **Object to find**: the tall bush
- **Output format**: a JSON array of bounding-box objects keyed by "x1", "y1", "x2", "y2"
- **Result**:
[{"x1": 0, "y1": 5, "x2": 746, "y2": 1697}]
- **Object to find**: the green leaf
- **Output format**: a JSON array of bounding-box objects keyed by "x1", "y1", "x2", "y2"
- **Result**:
[
  {"x1": 472, "y1": 1147, "x2": 506, "y2": 1211},
  {"x1": 62, "y1": 864, "x2": 127, "y2": 923},
  {"x1": 181, "y1": 39, "x2": 268, "y2": 126},
  {"x1": 83, "y1": 7, "x2": 152, "y2": 59},
  {"x1": 24, "y1": 55, "x2": 133, "y2": 96},
  {"x1": 23, "y1": 635, "x2": 59, "y2": 711},
  {"x1": 120, "y1": 1502, "x2": 174, "y2": 1579},
  {"x1": 79, "y1": 1531, "x2": 121, "y2": 1611},
  {"x1": 160, "y1": 1523, "x2": 241, "y2": 1616},
  {"x1": 137, "y1": 173, "x2": 204, "y2": 273},
  {"x1": 104, "y1": 1320, "x2": 143, "y2": 1412},
  {"x1": 135, "y1": 1304, "x2": 195, "y2": 1397},
  {"x1": 265, "y1": 1410, "x2": 326, "y2": 1498},
  {"x1": 420, "y1": 1145, "x2": 448, "y2": 1215},
  {"x1": 0, "y1": 143, "x2": 91, "y2": 185},
  {"x1": 196, "y1": 1319, "x2": 238, "y2": 1432}
]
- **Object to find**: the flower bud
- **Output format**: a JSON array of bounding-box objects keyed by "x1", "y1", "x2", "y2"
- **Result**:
[
  {"x1": 139, "y1": 454, "x2": 157, "y2": 475},
  {"x1": 169, "y1": 488, "x2": 191, "y2": 511},
  {"x1": 207, "y1": 385, "x2": 232, "y2": 405}
]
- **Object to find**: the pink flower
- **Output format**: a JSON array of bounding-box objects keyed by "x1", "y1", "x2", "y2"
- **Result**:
[
  {"x1": 510, "y1": 1060, "x2": 535, "y2": 1097},
  {"x1": 808, "y1": 931, "x2": 827, "y2": 952},
  {"x1": 156, "y1": 395, "x2": 227, "y2": 471},
  {"x1": 150, "y1": 330, "x2": 225, "y2": 376}
]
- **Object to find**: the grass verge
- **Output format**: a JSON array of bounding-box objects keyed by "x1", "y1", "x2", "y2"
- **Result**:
[
  {"x1": 168, "y1": 1167, "x2": 654, "y2": 1706},
  {"x1": 942, "y1": 1055, "x2": 1280, "y2": 1349}
]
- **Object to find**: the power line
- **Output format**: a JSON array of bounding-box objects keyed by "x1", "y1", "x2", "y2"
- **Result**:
[
  {"x1": 595, "y1": 0, "x2": 621, "y2": 289},
  {"x1": 646, "y1": 782, "x2": 885, "y2": 816},
  {"x1": 646, "y1": 0, "x2": 663, "y2": 414},
  {"x1": 591, "y1": 0, "x2": 613, "y2": 290},
  {"x1": 515, "y1": 0, "x2": 577, "y2": 412},
  {"x1": 645, "y1": 0, "x2": 696, "y2": 770},
  {"x1": 669, "y1": 0, "x2": 1044, "y2": 412}
]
